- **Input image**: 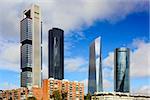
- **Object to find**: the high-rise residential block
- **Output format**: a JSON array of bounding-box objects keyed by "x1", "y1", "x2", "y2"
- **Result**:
[
  {"x1": 88, "y1": 37, "x2": 103, "y2": 95},
  {"x1": 114, "y1": 48, "x2": 130, "y2": 92},
  {"x1": 20, "y1": 4, "x2": 42, "y2": 88},
  {"x1": 48, "y1": 28, "x2": 64, "y2": 80}
]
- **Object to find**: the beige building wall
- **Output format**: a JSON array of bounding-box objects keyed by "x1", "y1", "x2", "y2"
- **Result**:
[
  {"x1": 31, "y1": 4, "x2": 42, "y2": 88},
  {"x1": 91, "y1": 92, "x2": 150, "y2": 100}
]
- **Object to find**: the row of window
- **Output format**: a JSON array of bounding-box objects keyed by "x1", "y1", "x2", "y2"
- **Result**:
[
  {"x1": 21, "y1": 18, "x2": 32, "y2": 42},
  {"x1": 21, "y1": 44, "x2": 32, "y2": 68}
]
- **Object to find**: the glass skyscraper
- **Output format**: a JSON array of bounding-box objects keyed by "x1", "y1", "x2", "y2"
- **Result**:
[
  {"x1": 20, "y1": 5, "x2": 42, "y2": 88},
  {"x1": 88, "y1": 37, "x2": 103, "y2": 95},
  {"x1": 114, "y1": 48, "x2": 130, "y2": 93},
  {"x1": 48, "y1": 28, "x2": 64, "y2": 80}
]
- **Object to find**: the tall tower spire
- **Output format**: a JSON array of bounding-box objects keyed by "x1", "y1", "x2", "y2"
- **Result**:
[{"x1": 88, "y1": 36, "x2": 103, "y2": 95}]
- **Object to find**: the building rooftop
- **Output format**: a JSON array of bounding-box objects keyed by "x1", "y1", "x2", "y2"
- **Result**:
[{"x1": 94, "y1": 92, "x2": 150, "y2": 98}]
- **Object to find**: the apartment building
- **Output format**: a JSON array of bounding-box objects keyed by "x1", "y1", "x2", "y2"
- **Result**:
[{"x1": 43, "y1": 78, "x2": 84, "y2": 100}]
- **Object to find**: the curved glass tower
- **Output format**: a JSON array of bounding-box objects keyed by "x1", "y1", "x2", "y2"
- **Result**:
[
  {"x1": 88, "y1": 37, "x2": 103, "y2": 95},
  {"x1": 114, "y1": 48, "x2": 130, "y2": 93}
]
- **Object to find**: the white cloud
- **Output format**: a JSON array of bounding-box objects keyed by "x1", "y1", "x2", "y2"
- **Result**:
[
  {"x1": 0, "y1": 1, "x2": 30, "y2": 39},
  {"x1": 103, "y1": 52, "x2": 114, "y2": 68},
  {"x1": 0, "y1": 0, "x2": 148, "y2": 75},
  {"x1": 0, "y1": 38, "x2": 20, "y2": 72},
  {"x1": 64, "y1": 57, "x2": 88, "y2": 72},
  {"x1": 130, "y1": 40, "x2": 150, "y2": 77},
  {"x1": 103, "y1": 79, "x2": 112, "y2": 89},
  {"x1": 0, "y1": 0, "x2": 148, "y2": 39},
  {"x1": 132, "y1": 85, "x2": 150, "y2": 96},
  {"x1": 0, "y1": 82, "x2": 19, "y2": 90},
  {"x1": 128, "y1": 38, "x2": 148, "y2": 49},
  {"x1": 0, "y1": 37, "x2": 88, "y2": 78}
]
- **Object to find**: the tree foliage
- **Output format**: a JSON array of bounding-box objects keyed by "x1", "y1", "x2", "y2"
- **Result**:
[
  {"x1": 52, "y1": 90, "x2": 62, "y2": 100},
  {"x1": 51, "y1": 90, "x2": 68, "y2": 100},
  {"x1": 27, "y1": 96, "x2": 36, "y2": 100},
  {"x1": 84, "y1": 93, "x2": 91, "y2": 100},
  {"x1": 62, "y1": 91, "x2": 68, "y2": 100}
]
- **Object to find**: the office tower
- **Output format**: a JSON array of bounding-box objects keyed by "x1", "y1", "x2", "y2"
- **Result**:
[
  {"x1": 114, "y1": 48, "x2": 130, "y2": 92},
  {"x1": 48, "y1": 28, "x2": 64, "y2": 80},
  {"x1": 20, "y1": 4, "x2": 42, "y2": 88},
  {"x1": 88, "y1": 37, "x2": 103, "y2": 95}
]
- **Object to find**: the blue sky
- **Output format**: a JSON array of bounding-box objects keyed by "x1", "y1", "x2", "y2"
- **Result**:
[{"x1": 0, "y1": 0, "x2": 149, "y2": 95}]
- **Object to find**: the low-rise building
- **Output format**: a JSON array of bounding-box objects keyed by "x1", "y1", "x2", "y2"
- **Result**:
[
  {"x1": 0, "y1": 78, "x2": 84, "y2": 100},
  {"x1": 31, "y1": 87, "x2": 43, "y2": 100},
  {"x1": 91, "y1": 92, "x2": 150, "y2": 100},
  {"x1": 0, "y1": 87, "x2": 28, "y2": 100},
  {"x1": 43, "y1": 78, "x2": 84, "y2": 100},
  {"x1": 0, "y1": 87, "x2": 42, "y2": 100}
]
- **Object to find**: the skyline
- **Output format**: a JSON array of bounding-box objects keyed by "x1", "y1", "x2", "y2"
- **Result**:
[{"x1": 0, "y1": 0, "x2": 149, "y2": 95}]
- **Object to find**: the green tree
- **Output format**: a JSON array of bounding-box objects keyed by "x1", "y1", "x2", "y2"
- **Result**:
[
  {"x1": 62, "y1": 91, "x2": 68, "y2": 100},
  {"x1": 52, "y1": 90, "x2": 62, "y2": 100},
  {"x1": 27, "y1": 96, "x2": 36, "y2": 100},
  {"x1": 84, "y1": 93, "x2": 91, "y2": 100}
]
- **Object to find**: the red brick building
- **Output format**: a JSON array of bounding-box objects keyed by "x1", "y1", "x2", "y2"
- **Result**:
[
  {"x1": 43, "y1": 78, "x2": 84, "y2": 100},
  {"x1": 0, "y1": 78, "x2": 84, "y2": 100},
  {"x1": 0, "y1": 87, "x2": 28, "y2": 100}
]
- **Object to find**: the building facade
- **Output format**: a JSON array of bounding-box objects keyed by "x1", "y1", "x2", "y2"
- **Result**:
[
  {"x1": 42, "y1": 78, "x2": 84, "y2": 100},
  {"x1": 20, "y1": 4, "x2": 42, "y2": 88},
  {"x1": 48, "y1": 28, "x2": 64, "y2": 80},
  {"x1": 91, "y1": 92, "x2": 150, "y2": 100},
  {"x1": 114, "y1": 48, "x2": 130, "y2": 92},
  {"x1": 0, "y1": 88, "x2": 28, "y2": 100},
  {"x1": 88, "y1": 37, "x2": 103, "y2": 95},
  {"x1": 0, "y1": 87, "x2": 42, "y2": 100}
]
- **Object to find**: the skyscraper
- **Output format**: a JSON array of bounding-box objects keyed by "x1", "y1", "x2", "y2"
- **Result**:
[
  {"x1": 48, "y1": 28, "x2": 64, "y2": 80},
  {"x1": 88, "y1": 37, "x2": 103, "y2": 95},
  {"x1": 114, "y1": 48, "x2": 130, "y2": 92},
  {"x1": 20, "y1": 4, "x2": 42, "y2": 88}
]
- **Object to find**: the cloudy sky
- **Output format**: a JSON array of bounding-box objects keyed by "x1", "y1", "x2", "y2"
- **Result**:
[{"x1": 0, "y1": 0, "x2": 149, "y2": 95}]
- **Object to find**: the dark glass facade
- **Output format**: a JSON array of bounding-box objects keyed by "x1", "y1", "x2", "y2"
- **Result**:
[
  {"x1": 88, "y1": 41, "x2": 96, "y2": 94},
  {"x1": 48, "y1": 28, "x2": 64, "y2": 80},
  {"x1": 20, "y1": 18, "x2": 32, "y2": 88},
  {"x1": 114, "y1": 48, "x2": 130, "y2": 93},
  {"x1": 88, "y1": 37, "x2": 103, "y2": 95}
]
